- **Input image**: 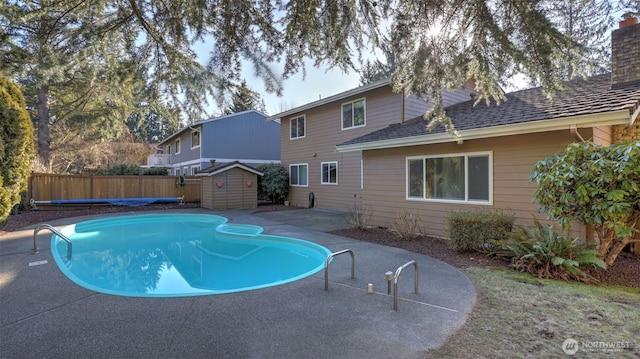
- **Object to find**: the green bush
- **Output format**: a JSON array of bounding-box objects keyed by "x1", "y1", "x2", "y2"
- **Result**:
[
  {"x1": 95, "y1": 165, "x2": 169, "y2": 176},
  {"x1": 1, "y1": 74, "x2": 35, "y2": 226},
  {"x1": 447, "y1": 209, "x2": 514, "y2": 252},
  {"x1": 492, "y1": 218, "x2": 606, "y2": 282},
  {"x1": 256, "y1": 163, "x2": 288, "y2": 204}
]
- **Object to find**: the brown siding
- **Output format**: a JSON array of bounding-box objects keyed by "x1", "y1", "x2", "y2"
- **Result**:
[
  {"x1": 281, "y1": 86, "x2": 403, "y2": 210},
  {"x1": 362, "y1": 131, "x2": 586, "y2": 239},
  {"x1": 281, "y1": 83, "x2": 480, "y2": 211},
  {"x1": 201, "y1": 168, "x2": 257, "y2": 210},
  {"x1": 592, "y1": 126, "x2": 612, "y2": 145}
]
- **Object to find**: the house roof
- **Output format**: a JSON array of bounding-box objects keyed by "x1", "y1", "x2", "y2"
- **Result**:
[
  {"x1": 196, "y1": 160, "x2": 263, "y2": 177},
  {"x1": 158, "y1": 110, "x2": 267, "y2": 146},
  {"x1": 267, "y1": 78, "x2": 390, "y2": 121},
  {"x1": 336, "y1": 74, "x2": 640, "y2": 152}
]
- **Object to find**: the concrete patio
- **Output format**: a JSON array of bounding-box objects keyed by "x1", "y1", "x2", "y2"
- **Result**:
[{"x1": 0, "y1": 208, "x2": 476, "y2": 359}]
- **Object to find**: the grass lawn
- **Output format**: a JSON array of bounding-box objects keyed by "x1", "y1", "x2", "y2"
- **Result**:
[{"x1": 425, "y1": 267, "x2": 640, "y2": 358}]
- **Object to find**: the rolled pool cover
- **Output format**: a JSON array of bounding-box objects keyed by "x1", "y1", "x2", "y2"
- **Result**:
[{"x1": 31, "y1": 197, "x2": 183, "y2": 208}]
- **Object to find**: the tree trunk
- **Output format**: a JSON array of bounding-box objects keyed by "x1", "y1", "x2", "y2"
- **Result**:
[
  {"x1": 604, "y1": 237, "x2": 631, "y2": 267},
  {"x1": 37, "y1": 85, "x2": 50, "y2": 168}
]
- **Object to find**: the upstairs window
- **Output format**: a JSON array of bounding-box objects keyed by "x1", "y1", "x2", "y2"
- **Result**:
[
  {"x1": 191, "y1": 130, "x2": 200, "y2": 148},
  {"x1": 407, "y1": 152, "x2": 492, "y2": 203},
  {"x1": 175, "y1": 138, "x2": 181, "y2": 154},
  {"x1": 342, "y1": 98, "x2": 366, "y2": 129},
  {"x1": 166, "y1": 144, "x2": 171, "y2": 155},
  {"x1": 290, "y1": 115, "x2": 305, "y2": 139}
]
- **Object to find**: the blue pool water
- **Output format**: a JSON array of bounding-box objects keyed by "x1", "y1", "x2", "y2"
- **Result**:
[{"x1": 50, "y1": 214, "x2": 332, "y2": 297}]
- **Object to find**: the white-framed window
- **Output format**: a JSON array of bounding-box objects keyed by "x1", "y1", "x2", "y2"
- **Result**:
[
  {"x1": 342, "y1": 98, "x2": 366, "y2": 130},
  {"x1": 183, "y1": 166, "x2": 188, "y2": 175},
  {"x1": 191, "y1": 166, "x2": 200, "y2": 175},
  {"x1": 175, "y1": 138, "x2": 181, "y2": 154},
  {"x1": 321, "y1": 161, "x2": 338, "y2": 184},
  {"x1": 191, "y1": 130, "x2": 200, "y2": 148},
  {"x1": 406, "y1": 152, "x2": 492, "y2": 203},
  {"x1": 290, "y1": 115, "x2": 305, "y2": 139},
  {"x1": 174, "y1": 168, "x2": 180, "y2": 176},
  {"x1": 289, "y1": 163, "x2": 308, "y2": 186}
]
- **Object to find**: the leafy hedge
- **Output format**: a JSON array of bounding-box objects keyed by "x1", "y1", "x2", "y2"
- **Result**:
[
  {"x1": 447, "y1": 209, "x2": 515, "y2": 252},
  {"x1": 1, "y1": 74, "x2": 35, "y2": 225},
  {"x1": 95, "y1": 164, "x2": 169, "y2": 175}
]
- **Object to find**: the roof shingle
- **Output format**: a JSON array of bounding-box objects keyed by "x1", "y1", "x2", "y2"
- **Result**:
[{"x1": 338, "y1": 74, "x2": 640, "y2": 147}]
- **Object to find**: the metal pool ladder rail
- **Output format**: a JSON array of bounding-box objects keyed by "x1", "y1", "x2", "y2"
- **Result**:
[
  {"x1": 393, "y1": 260, "x2": 418, "y2": 311},
  {"x1": 324, "y1": 249, "x2": 355, "y2": 290},
  {"x1": 33, "y1": 224, "x2": 72, "y2": 260}
]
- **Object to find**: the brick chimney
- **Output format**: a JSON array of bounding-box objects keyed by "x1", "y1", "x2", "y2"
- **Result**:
[{"x1": 611, "y1": 15, "x2": 640, "y2": 89}]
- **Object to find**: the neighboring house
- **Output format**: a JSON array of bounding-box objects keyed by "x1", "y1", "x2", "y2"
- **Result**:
[
  {"x1": 147, "y1": 110, "x2": 280, "y2": 175},
  {"x1": 272, "y1": 18, "x2": 640, "y2": 241},
  {"x1": 268, "y1": 78, "x2": 476, "y2": 210}
]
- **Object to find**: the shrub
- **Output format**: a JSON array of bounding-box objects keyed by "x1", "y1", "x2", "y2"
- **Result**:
[
  {"x1": 347, "y1": 203, "x2": 374, "y2": 231},
  {"x1": 394, "y1": 209, "x2": 422, "y2": 240},
  {"x1": 493, "y1": 218, "x2": 606, "y2": 282},
  {"x1": 0, "y1": 74, "x2": 35, "y2": 226},
  {"x1": 447, "y1": 209, "x2": 514, "y2": 252},
  {"x1": 256, "y1": 163, "x2": 288, "y2": 204},
  {"x1": 531, "y1": 141, "x2": 640, "y2": 266}
]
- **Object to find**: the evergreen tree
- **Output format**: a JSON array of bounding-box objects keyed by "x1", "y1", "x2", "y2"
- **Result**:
[
  {"x1": 2, "y1": 0, "x2": 639, "y2": 147},
  {"x1": 542, "y1": 0, "x2": 616, "y2": 80},
  {"x1": 225, "y1": 80, "x2": 266, "y2": 114},
  {"x1": 359, "y1": 37, "x2": 398, "y2": 85},
  {"x1": 0, "y1": 73, "x2": 34, "y2": 225}
]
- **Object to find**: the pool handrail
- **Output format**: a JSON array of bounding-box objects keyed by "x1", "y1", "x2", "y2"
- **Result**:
[
  {"x1": 33, "y1": 224, "x2": 72, "y2": 260},
  {"x1": 324, "y1": 249, "x2": 355, "y2": 290},
  {"x1": 393, "y1": 260, "x2": 418, "y2": 311}
]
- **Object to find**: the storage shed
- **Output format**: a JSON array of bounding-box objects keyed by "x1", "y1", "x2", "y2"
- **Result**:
[{"x1": 197, "y1": 161, "x2": 263, "y2": 210}]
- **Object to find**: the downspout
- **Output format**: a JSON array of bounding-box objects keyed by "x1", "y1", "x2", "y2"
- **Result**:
[{"x1": 569, "y1": 124, "x2": 586, "y2": 142}]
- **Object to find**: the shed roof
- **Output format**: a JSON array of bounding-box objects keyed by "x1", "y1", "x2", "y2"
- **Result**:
[
  {"x1": 196, "y1": 161, "x2": 263, "y2": 177},
  {"x1": 336, "y1": 74, "x2": 640, "y2": 152}
]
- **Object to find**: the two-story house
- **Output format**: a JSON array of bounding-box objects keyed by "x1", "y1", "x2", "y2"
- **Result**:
[
  {"x1": 270, "y1": 18, "x2": 640, "y2": 243},
  {"x1": 268, "y1": 79, "x2": 475, "y2": 210},
  {"x1": 148, "y1": 110, "x2": 280, "y2": 175}
]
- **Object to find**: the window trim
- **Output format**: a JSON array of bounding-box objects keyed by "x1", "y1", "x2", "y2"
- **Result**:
[
  {"x1": 191, "y1": 166, "x2": 200, "y2": 175},
  {"x1": 289, "y1": 163, "x2": 309, "y2": 187},
  {"x1": 191, "y1": 130, "x2": 201, "y2": 149},
  {"x1": 405, "y1": 151, "x2": 493, "y2": 204},
  {"x1": 321, "y1": 161, "x2": 338, "y2": 185},
  {"x1": 290, "y1": 115, "x2": 306, "y2": 140},
  {"x1": 175, "y1": 138, "x2": 181, "y2": 154},
  {"x1": 341, "y1": 98, "x2": 366, "y2": 130}
]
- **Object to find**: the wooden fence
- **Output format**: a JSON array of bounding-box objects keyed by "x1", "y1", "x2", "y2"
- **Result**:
[{"x1": 28, "y1": 173, "x2": 201, "y2": 205}]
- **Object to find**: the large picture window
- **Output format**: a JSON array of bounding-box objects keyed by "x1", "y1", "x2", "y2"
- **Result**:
[
  {"x1": 290, "y1": 164, "x2": 308, "y2": 186},
  {"x1": 290, "y1": 115, "x2": 305, "y2": 139},
  {"x1": 321, "y1": 161, "x2": 338, "y2": 184},
  {"x1": 407, "y1": 152, "x2": 491, "y2": 203},
  {"x1": 342, "y1": 98, "x2": 365, "y2": 129}
]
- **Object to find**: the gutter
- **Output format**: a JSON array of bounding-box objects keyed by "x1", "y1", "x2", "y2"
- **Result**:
[
  {"x1": 335, "y1": 109, "x2": 632, "y2": 152},
  {"x1": 267, "y1": 79, "x2": 391, "y2": 122}
]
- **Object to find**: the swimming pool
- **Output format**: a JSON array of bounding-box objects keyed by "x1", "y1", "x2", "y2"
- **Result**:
[{"x1": 50, "y1": 214, "x2": 332, "y2": 297}]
